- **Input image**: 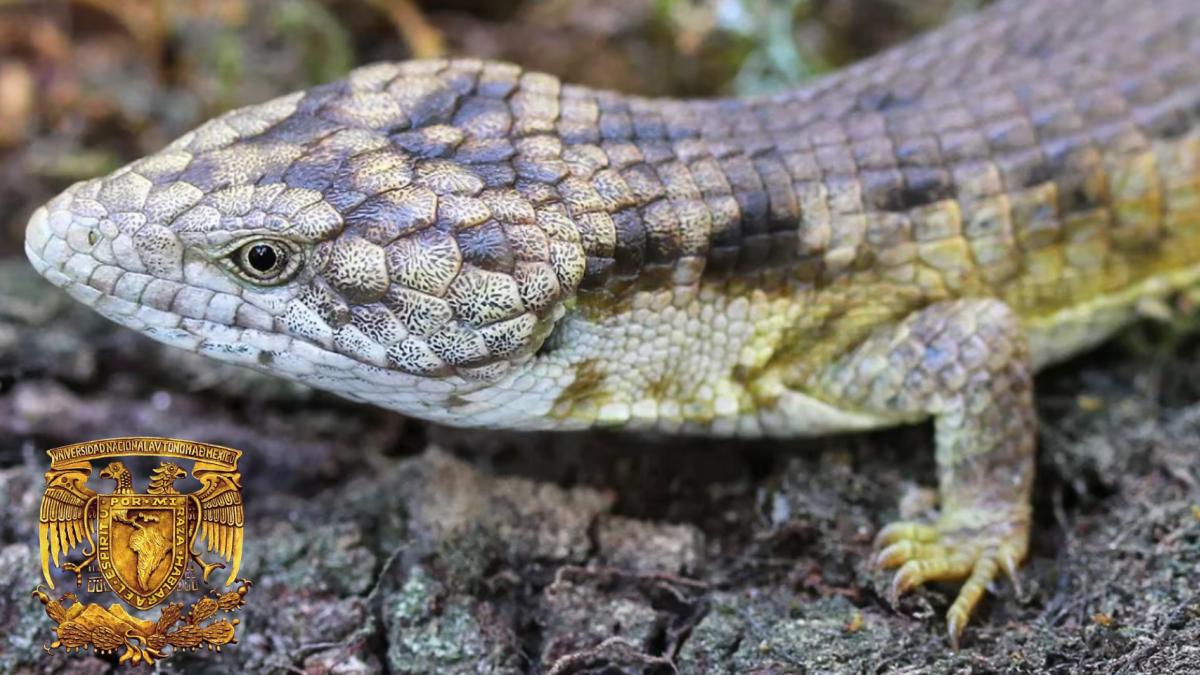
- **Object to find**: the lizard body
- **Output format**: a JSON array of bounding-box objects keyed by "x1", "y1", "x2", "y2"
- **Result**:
[{"x1": 24, "y1": 0, "x2": 1200, "y2": 644}]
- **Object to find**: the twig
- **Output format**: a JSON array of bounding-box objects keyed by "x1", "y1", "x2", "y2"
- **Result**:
[
  {"x1": 367, "y1": 0, "x2": 445, "y2": 58},
  {"x1": 546, "y1": 637, "x2": 678, "y2": 675}
]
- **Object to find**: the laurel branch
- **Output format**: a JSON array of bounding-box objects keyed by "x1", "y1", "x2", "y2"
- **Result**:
[{"x1": 32, "y1": 579, "x2": 252, "y2": 666}]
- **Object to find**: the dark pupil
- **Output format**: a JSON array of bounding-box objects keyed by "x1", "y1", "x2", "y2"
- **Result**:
[{"x1": 247, "y1": 244, "x2": 279, "y2": 273}]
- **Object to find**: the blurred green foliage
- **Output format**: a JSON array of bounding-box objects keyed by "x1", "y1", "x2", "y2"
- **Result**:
[
  {"x1": 270, "y1": 0, "x2": 355, "y2": 88},
  {"x1": 718, "y1": 0, "x2": 829, "y2": 94}
]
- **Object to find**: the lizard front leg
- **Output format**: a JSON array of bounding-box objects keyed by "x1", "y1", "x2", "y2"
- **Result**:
[{"x1": 809, "y1": 298, "x2": 1035, "y2": 646}]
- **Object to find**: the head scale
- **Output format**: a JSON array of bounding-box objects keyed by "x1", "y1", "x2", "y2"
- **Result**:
[{"x1": 24, "y1": 60, "x2": 591, "y2": 428}]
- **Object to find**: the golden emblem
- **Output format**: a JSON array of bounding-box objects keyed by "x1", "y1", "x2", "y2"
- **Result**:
[{"x1": 31, "y1": 437, "x2": 252, "y2": 665}]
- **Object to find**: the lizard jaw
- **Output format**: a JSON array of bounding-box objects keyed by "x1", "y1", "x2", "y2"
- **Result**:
[
  {"x1": 25, "y1": 204, "x2": 71, "y2": 291},
  {"x1": 22, "y1": 185, "x2": 570, "y2": 430}
]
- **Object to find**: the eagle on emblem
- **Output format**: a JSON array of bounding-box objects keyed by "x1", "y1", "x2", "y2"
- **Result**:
[{"x1": 38, "y1": 458, "x2": 244, "y2": 602}]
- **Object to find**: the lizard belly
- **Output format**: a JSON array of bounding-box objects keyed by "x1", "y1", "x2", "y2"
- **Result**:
[
  {"x1": 523, "y1": 283, "x2": 910, "y2": 437},
  {"x1": 533, "y1": 256, "x2": 1200, "y2": 437},
  {"x1": 1023, "y1": 263, "x2": 1200, "y2": 369}
]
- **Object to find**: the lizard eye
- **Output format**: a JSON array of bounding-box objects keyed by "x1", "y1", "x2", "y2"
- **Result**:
[{"x1": 224, "y1": 238, "x2": 302, "y2": 285}]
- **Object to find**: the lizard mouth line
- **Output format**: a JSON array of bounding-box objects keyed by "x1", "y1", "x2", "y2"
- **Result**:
[
  {"x1": 23, "y1": 201, "x2": 296, "y2": 374},
  {"x1": 21, "y1": 199, "x2": 485, "y2": 406},
  {"x1": 25, "y1": 202, "x2": 184, "y2": 332},
  {"x1": 24, "y1": 206, "x2": 68, "y2": 286}
]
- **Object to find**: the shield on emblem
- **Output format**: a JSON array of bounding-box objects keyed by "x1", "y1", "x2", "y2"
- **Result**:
[{"x1": 96, "y1": 494, "x2": 191, "y2": 609}]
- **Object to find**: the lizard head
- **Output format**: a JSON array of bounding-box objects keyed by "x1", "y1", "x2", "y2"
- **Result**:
[{"x1": 24, "y1": 60, "x2": 592, "y2": 427}]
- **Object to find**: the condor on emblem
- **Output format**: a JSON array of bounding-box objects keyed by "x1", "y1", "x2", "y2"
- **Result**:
[{"x1": 32, "y1": 437, "x2": 253, "y2": 665}]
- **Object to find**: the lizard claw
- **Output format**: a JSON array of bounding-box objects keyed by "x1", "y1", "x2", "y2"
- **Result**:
[{"x1": 873, "y1": 510, "x2": 1028, "y2": 647}]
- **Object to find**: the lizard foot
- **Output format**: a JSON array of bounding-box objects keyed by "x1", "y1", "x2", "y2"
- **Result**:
[{"x1": 873, "y1": 511, "x2": 1028, "y2": 647}]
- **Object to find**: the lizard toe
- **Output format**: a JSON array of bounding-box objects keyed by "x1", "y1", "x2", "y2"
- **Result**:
[{"x1": 874, "y1": 511, "x2": 1029, "y2": 647}]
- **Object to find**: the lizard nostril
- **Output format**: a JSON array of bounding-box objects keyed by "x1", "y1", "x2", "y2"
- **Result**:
[{"x1": 87, "y1": 229, "x2": 98, "y2": 247}]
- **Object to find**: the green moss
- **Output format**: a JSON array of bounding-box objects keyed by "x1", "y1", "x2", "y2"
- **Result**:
[{"x1": 384, "y1": 567, "x2": 521, "y2": 675}]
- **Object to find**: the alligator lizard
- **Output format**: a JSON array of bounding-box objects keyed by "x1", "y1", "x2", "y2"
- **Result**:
[{"x1": 23, "y1": 0, "x2": 1200, "y2": 645}]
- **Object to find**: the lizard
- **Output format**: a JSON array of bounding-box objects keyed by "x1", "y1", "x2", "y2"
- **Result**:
[{"x1": 22, "y1": 0, "x2": 1200, "y2": 646}]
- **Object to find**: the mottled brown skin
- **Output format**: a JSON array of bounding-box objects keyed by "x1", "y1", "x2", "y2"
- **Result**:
[{"x1": 23, "y1": 0, "x2": 1200, "y2": 646}]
